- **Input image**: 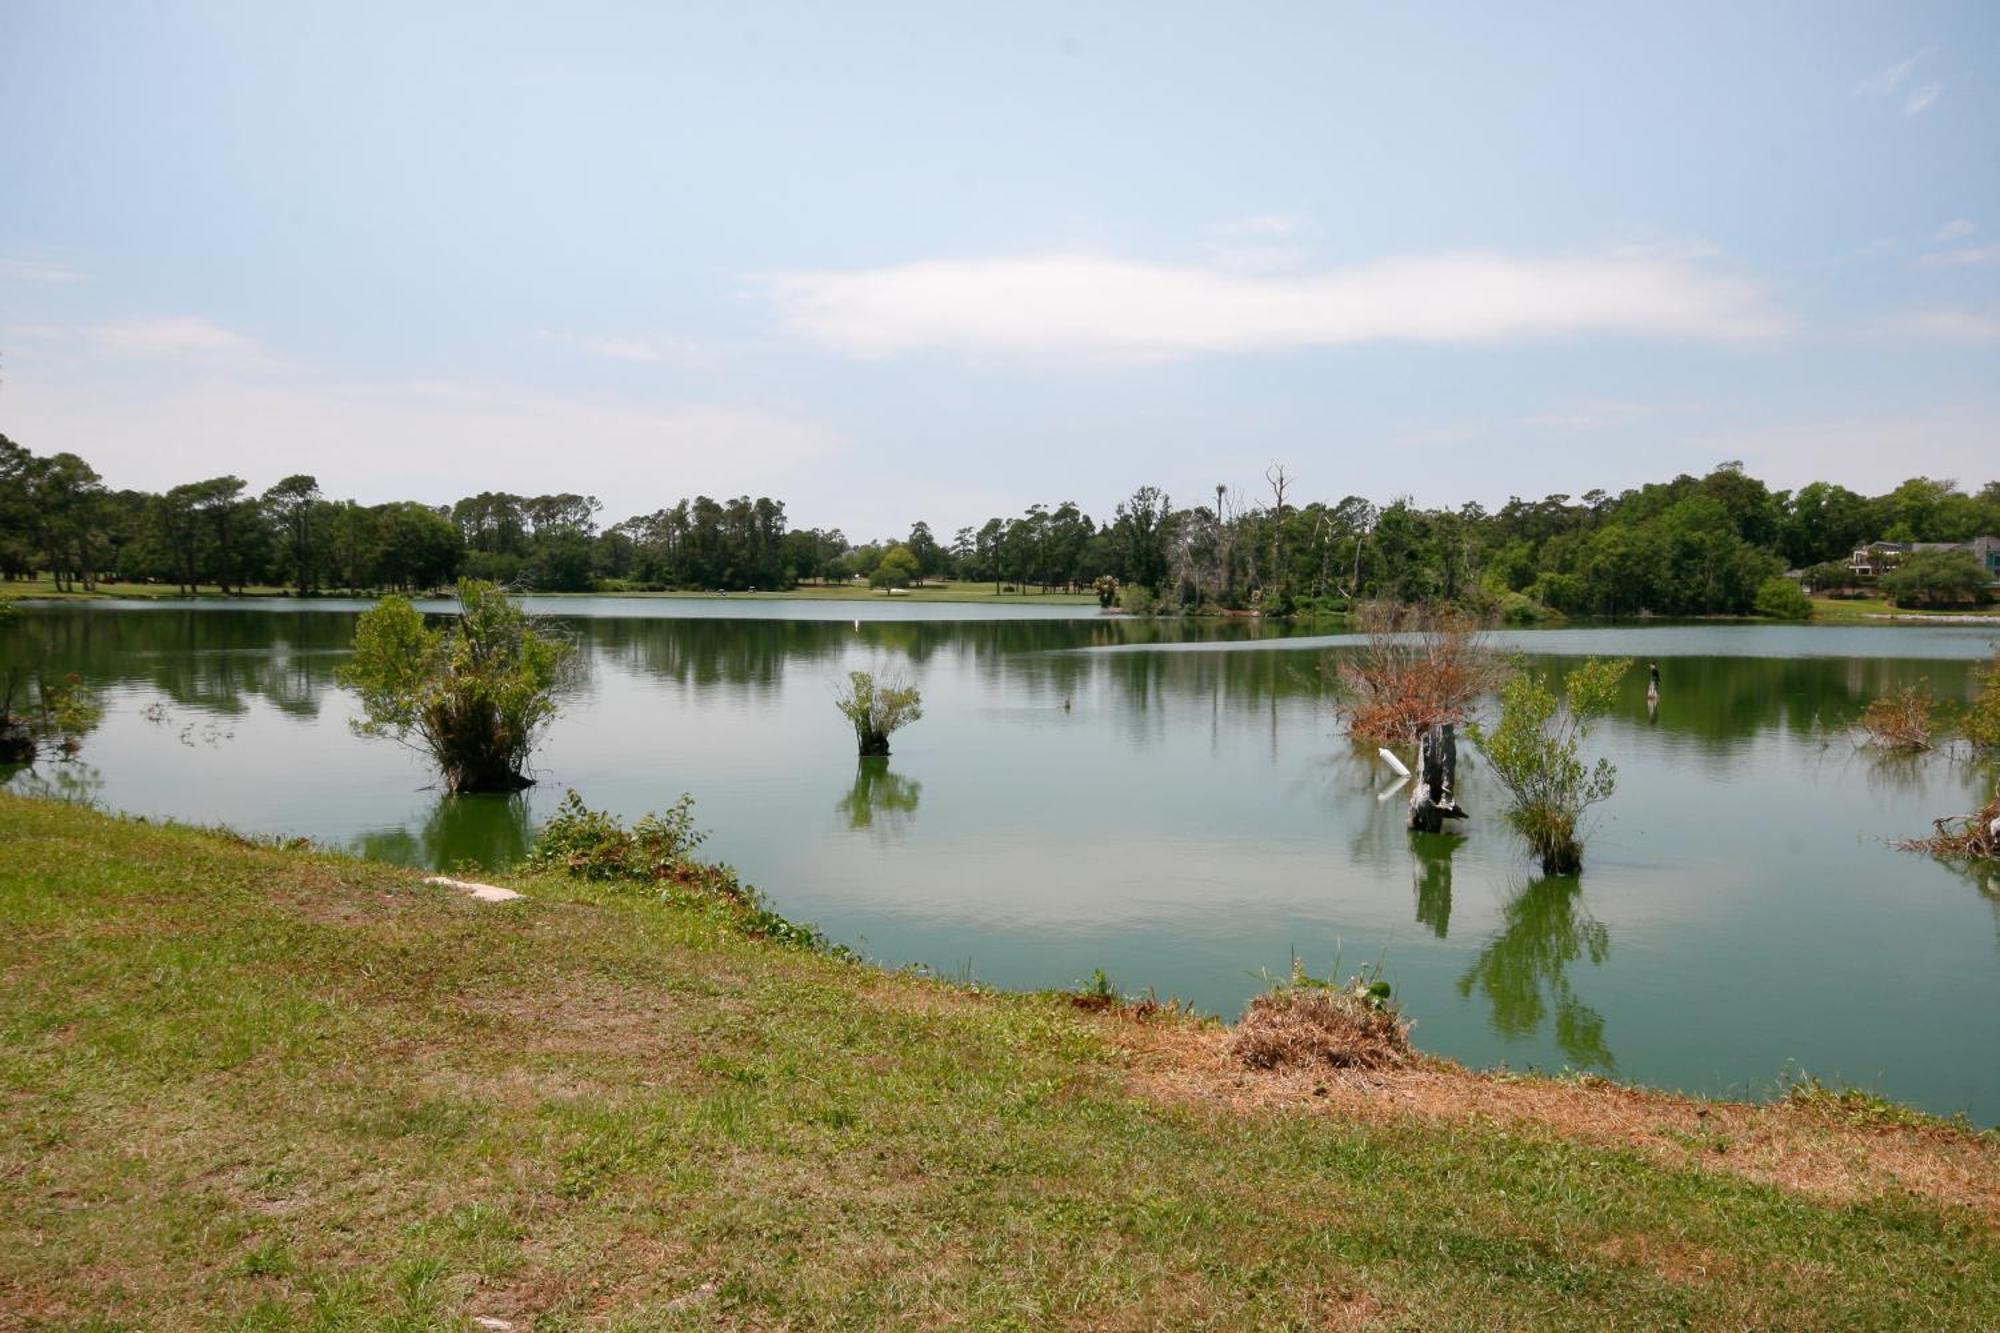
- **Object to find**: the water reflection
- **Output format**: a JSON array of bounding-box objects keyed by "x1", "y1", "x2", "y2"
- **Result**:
[
  {"x1": 1410, "y1": 833, "x2": 1459, "y2": 938},
  {"x1": 838, "y1": 758, "x2": 922, "y2": 837},
  {"x1": 354, "y1": 793, "x2": 536, "y2": 870},
  {"x1": 1458, "y1": 875, "x2": 1614, "y2": 1071}
]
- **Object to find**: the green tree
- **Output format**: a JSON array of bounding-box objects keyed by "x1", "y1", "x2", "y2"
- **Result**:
[
  {"x1": 1112, "y1": 486, "x2": 1173, "y2": 593},
  {"x1": 1753, "y1": 575, "x2": 1812, "y2": 620},
  {"x1": 262, "y1": 474, "x2": 324, "y2": 595},
  {"x1": 1468, "y1": 657, "x2": 1631, "y2": 875},
  {"x1": 336, "y1": 580, "x2": 572, "y2": 792},
  {"x1": 870, "y1": 545, "x2": 920, "y2": 590},
  {"x1": 1881, "y1": 550, "x2": 1994, "y2": 608}
]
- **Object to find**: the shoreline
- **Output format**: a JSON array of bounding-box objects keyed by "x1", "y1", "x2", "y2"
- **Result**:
[{"x1": 4, "y1": 789, "x2": 1997, "y2": 1324}]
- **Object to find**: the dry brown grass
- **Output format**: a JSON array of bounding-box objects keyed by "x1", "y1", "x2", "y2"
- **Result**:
[
  {"x1": 1860, "y1": 683, "x2": 1938, "y2": 751},
  {"x1": 1123, "y1": 1018, "x2": 2000, "y2": 1223},
  {"x1": 1335, "y1": 602, "x2": 1506, "y2": 749},
  {"x1": 1229, "y1": 983, "x2": 1413, "y2": 1073}
]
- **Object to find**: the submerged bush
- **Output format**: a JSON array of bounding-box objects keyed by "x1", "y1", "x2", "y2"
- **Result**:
[
  {"x1": 1964, "y1": 651, "x2": 2000, "y2": 752},
  {"x1": 1468, "y1": 657, "x2": 1630, "y2": 875},
  {"x1": 1336, "y1": 602, "x2": 1507, "y2": 749},
  {"x1": 337, "y1": 579, "x2": 572, "y2": 793},
  {"x1": 1230, "y1": 963, "x2": 1411, "y2": 1072},
  {"x1": 835, "y1": 670, "x2": 922, "y2": 756},
  {"x1": 0, "y1": 665, "x2": 101, "y2": 765},
  {"x1": 1859, "y1": 684, "x2": 1936, "y2": 752},
  {"x1": 527, "y1": 790, "x2": 845, "y2": 954}
]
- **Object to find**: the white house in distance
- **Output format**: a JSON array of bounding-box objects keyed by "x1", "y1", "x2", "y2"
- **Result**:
[{"x1": 1848, "y1": 536, "x2": 2000, "y2": 585}]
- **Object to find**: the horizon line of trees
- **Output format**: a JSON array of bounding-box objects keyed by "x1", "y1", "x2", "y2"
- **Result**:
[{"x1": 3, "y1": 433, "x2": 1997, "y2": 616}]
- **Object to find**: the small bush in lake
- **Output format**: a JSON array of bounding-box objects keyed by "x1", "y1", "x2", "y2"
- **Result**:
[
  {"x1": 1335, "y1": 601, "x2": 1507, "y2": 750},
  {"x1": 1963, "y1": 651, "x2": 2000, "y2": 752},
  {"x1": 835, "y1": 670, "x2": 922, "y2": 756},
  {"x1": 337, "y1": 579, "x2": 572, "y2": 793},
  {"x1": 0, "y1": 666, "x2": 102, "y2": 765},
  {"x1": 1468, "y1": 657, "x2": 1630, "y2": 875},
  {"x1": 1859, "y1": 684, "x2": 1936, "y2": 752}
]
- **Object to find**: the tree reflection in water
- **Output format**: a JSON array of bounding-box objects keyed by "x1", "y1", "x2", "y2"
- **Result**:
[
  {"x1": 1458, "y1": 875, "x2": 1613, "y2": 1070},
  {"x1": 1409, "y1": 832, "x2": 1460, "y2": 939},
  {"x1": 354, "y1": 792, "x2": 535, "y2": 870},
  {"x1": 838, "y1": 757, "x2": 922, "y2": 836}
]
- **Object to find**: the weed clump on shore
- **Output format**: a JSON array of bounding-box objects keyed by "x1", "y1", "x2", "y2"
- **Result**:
[
  {"x1": 1230, "y1": 967, "x2": 1412, "y2": 1072},
  {"x1": 527, "y1": 790, "x2": 848, "y2": 955}
]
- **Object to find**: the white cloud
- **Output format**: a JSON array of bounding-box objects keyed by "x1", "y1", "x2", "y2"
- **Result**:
[
  {"x1": 767, "y1": 248, "x2": 1786, "y2": 364},
  {"x1": 0, "y1": 258, "x2": 86, "y2": 284},
  {"x1": 1857, "y1": 50, "x2": 1929, "y2": 98},
  {"x1": 1886, "y1": 309, "x2": 2000, "y2": 341},
  {"x1": 1931, "y1": 219, "x2": 1976, "y2": 244},
  {"x1": 1916, "y1": 244, "x2": 2000, "y2": 268},
  {"x1": 89, "y1": 316, "x2": 274, "y2": 367},
  {"x1": 1904, "y1": 82, "x2": 1943, "y2": 116},
  {"x1": 0, "y1": 327, "x2": 844, "y2": 511}
]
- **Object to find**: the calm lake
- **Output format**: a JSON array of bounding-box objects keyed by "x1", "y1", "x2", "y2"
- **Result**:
[{"x1": 7, "y1": 598, "x2": 2000, "y2": 1122}]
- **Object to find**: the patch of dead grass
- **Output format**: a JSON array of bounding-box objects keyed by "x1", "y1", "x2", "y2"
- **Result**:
[{"x1": 1120, "y1": 1019, "x2": 2000, "y2": 1223}]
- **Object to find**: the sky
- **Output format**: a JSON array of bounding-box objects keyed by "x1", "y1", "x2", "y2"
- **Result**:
[{"x1": 2, "y1": 1, "x2": 1997, "y2": 538}]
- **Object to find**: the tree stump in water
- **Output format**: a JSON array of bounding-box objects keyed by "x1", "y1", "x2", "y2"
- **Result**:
[{"x1": 1407, "y1": 723, "x2": 1468, "y2": 833}]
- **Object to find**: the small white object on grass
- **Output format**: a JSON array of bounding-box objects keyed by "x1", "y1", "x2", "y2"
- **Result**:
[
  {"x1": 1377, "y1": 747, "x2": 1410, "y2": 777},
  {"x1": 424, "y1": 875, "x2": 522, "y2": 903}
]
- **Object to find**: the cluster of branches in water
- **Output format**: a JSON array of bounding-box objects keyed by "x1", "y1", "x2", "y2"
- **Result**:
[{"x1": 7, "y1": 434, "x2": 1997, "y2": 614}]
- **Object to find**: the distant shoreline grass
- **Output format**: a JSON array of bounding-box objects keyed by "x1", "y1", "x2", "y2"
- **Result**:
[
  {"x1": 3, "y1": 790, "x2": 1997, "y2": 1327},
  {"x1": 0, "y1": 576, "x2": 1098, "y2": 607}
]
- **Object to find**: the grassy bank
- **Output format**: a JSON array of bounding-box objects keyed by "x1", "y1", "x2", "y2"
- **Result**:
[
  {"x1": 3, "y1": 792, "x2": 1999, "y2": 1328},
  {"x1": 0, "y1": 577, "x2": 303, "y2": 602},
  {"x1": 589, "y1": 582, "x2": 1099, "y2": 606},
  {"x1": 1810, "y1": 593, "x2": 2000, "y2": 624},
  {"x1": 0, "y1": 577, "x2": 1099, "y2": 608}
]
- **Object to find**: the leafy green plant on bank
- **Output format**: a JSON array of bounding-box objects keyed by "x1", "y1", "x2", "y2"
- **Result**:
[
  {"x1": 1468, "y1": 657, "x2": 1632, "y2": 875},
  {"x1": 527, "y1": 790, "x2": 848, "y2": 955}
]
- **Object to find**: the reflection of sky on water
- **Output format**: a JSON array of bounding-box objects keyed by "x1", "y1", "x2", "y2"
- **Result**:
[{"x1": 5, "y1": 603, "x2": 1999, "y2": 1122}]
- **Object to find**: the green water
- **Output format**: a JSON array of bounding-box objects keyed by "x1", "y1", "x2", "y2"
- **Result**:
[{"x1": 6, "y1": 599, "x2": 1999, "y2": 1121}]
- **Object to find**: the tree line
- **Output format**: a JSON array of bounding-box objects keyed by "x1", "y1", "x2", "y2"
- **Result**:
[{"x1": 3, "y1": 433, "x2": 1996, "y2": 614}]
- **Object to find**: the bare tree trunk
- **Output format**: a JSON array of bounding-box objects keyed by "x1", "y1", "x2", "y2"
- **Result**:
[{"x1": 1407, "y1": 723, "x2": 1468, "y2": 833}]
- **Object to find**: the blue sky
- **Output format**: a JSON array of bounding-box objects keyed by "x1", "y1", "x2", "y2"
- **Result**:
[{"x1": 2, "y1": 1, "x2": 1996, "y2": 536}]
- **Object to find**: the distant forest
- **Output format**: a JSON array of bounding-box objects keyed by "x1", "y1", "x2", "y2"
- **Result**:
[{"x1": 3, "y1": 434, "x2": 1996, "y2": 617}]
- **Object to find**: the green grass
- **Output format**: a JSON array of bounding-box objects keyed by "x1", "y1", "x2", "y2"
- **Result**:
[
  {"x1": 1, "y1": 577, "x2": 1099, "y2": 607},
  {"x1": 1810, "y1": 593, "x2": 2000, "y2": 623},
  {"x1": 3, "y1": 792, "x2": 1998, "y2": 1328},
  {"x1": 0, "y1": 577, "x2": 306, "y2": 602},
  {"x1": 588, "y1": 581, "x2": 1100, "y2": 605}
]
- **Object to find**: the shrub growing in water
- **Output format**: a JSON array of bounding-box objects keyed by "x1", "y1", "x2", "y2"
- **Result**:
[
  {"x1": 336, "y1": 579, "x2": 572, "y2": 793},
  {"x1": 1335, "y1": 601, "x2": 1507, "y2": 749},
  {"x1": 0, "y1": 666, "x2": 101, "y2": 764},
  {"x1": 1467, "y1": 657, "x2": 1630, "y2": 875},
  {"x1": 1859, "y1": 684, "x2": 1936, "y2": 752},
  {"x1": 835, "y1": 670, "x2": 922, "y2": 756},
  {"x1": 1964, "y1": 651, "x2": 2000, "y2": 752}
]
